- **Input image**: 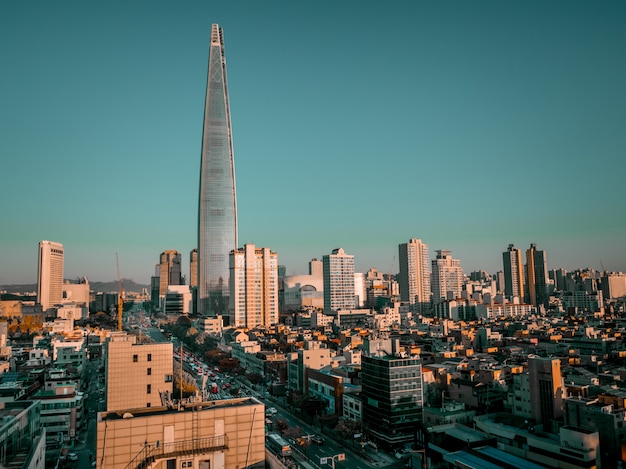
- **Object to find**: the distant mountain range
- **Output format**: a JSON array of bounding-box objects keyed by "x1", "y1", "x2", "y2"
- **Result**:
[{"x1": 0, "y1": 279, "x2": 150, "y2": 295}]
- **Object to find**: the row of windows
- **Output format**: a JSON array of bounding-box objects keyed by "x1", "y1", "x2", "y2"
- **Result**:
[{"x1": 133, "y1": 354, "x2": 152, "y2": 362}]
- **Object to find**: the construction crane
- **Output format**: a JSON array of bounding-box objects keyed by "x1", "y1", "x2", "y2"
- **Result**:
[{"x1": 116, "y1": 252, "x2": 124, "y2": 331}]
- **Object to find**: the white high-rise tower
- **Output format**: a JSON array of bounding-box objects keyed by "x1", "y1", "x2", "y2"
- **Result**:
[
  {"x1": 431, "y1": 250, "x2": 463, "y2": 304},
  {"x1": 323, "y1": 248, "x2": 356, "y2": 314},
  {"x1": 37, "y1": 240, "x2": 64, "y2": 311}
]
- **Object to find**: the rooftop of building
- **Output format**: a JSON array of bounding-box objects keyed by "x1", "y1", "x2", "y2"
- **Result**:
[{"x1": 99, "y1": 396, "x2": 263, "y2": 422}]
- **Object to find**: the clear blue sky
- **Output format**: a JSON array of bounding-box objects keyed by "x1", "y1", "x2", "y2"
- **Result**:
[{"x1": 1, "y1": 1, "x2": 625, "y2": 285}]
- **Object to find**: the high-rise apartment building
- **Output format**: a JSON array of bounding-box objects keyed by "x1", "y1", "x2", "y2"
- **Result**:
[
  {"x1": 526, "y1": 243, "x2": 549, "y2": 307},
  {"x1": 502, "y1": 244, "x2": 525, "y2": 300},
  {"x1": 398, "y1": 238, "x2": 431, "y2": 312},
  {"x1": 104, "y1": 333, "x2": 173, "y2": 412},
  {"x1": 197, "y1": 24, "x2": 238, "y2": 317},
  {"x1": 528, "y1": 355, "x2": 563, "y2": 430},
  {"x1": 323, "y1": 248, "x2": 356, "y2": 314},
  {"x1": 37, "y1": 240, "x2": 64, "y2": 311},
  {"x1": 229, "y1": 244, "x2": 278, "y2": 328},
  {"x1": 602, "y1": 272, "x2": 626, "y2": 300},
  {"x1": 431, "y1": 250, "x2": 464, "y2": 304},
  {"x1": 158, "y1": 250, "x2": 182, "y2": 297}
]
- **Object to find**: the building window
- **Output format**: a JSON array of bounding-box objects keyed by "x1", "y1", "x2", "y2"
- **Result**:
[
  {"x1": 147, "y1": 384, "x2": 151, "y2": 394},
  {"x1": 133, "y1": 354, "x2": 138, "y2": 362},
  {"x1": 147, "y1": 403, "x2": 151, "y2": 408},
  {"x1": 147, "y1": 354, "x2": 152, "y2": 362},
  {"x1": 147, "y1": 368, "x2": 152, "y2": 375}
]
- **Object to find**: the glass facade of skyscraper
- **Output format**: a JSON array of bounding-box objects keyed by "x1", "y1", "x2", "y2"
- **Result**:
[{"x1": 198, "y1": 24, "x2": 238, "y2": 316}]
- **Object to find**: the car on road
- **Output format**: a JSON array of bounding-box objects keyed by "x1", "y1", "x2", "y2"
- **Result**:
[
  {"x1": 310, "y1": 435, "x2": 324, "y2": 445},
  {"x1": 67, "y1": 452, "x2": 79, "y2": 461},
  {"x1": 266, "y1": 407, "x2": 277, "y2": 415}
]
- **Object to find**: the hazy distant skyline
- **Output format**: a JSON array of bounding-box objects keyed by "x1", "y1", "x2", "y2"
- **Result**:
[{"x1": 1, "y1": 1, "x2": 625, "y2": 285}]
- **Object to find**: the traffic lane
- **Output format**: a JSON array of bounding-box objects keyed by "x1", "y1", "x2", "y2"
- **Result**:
[{"x1": 273, "y1": 411, "x2": 369, "y2": 469}]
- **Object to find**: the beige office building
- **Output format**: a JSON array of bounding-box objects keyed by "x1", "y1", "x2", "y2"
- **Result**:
[
  {"x1": 104, "y1": 333, "x2": 174, "y2": 412},
  {"x1": 37, "y1": 240, "x2": 64, "y2": 311},
  {"x1": 229, "y1": 244, "x2": 278, "y2": 328},
  {"x1": 95, "y1": 397, "x2": 265, "y2": 469}
]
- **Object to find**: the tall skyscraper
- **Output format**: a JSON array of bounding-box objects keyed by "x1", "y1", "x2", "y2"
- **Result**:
[
  {"x1": 323, "y1": 248, "x2": 356, "y2": 313},
  {"x1": 37, "y1": 240, "x2": 64, "y2": 311},
  {"x1": 197, "y1": 24, "x2": 238, "y2": 317},
  {"x1": 431, "y1": 249, "x2": 464, "y2": 304},
  {"x1": 526, "y1": 243, "x2": 549, "y2": 307},
  {"x1": 502, "y1": 244, "x2": 525, "y2": 300},
  {"x1": 159, "y1": 250, "x2": 182, "y2": 297},
  {"x1": 398, "y1": 238, "x2": 431, "y2": 312},
  {"x1": 229, "y1": 244, "x2": 278, "y2": 328}
]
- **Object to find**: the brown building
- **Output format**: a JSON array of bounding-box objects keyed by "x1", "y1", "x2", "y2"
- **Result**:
[
  {"x1": 104, "y1": 333, "x2": 174, "y2": 412},
  {"x1": 95, "y1": 397, "x2": 265, "y2": 469}
]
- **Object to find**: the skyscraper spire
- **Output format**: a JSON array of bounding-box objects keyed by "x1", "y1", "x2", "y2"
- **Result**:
[{"x1": 197, "y1": 24, "x2": 238, "y2": 316}]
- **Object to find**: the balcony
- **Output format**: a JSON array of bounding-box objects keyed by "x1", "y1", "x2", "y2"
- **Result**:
[{"x1": 126, "y1": 435, "x2": 228, "y2": 469}]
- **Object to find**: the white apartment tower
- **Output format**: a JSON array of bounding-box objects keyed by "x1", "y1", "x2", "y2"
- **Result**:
[
  {"x1": 398, "y1": 238, "x2": 431, "y2": 312},
  {"x1": 431, "y1": 249, "x2": 464, "y2": 304},
  {"x1": 37, "y1": 240, "x2": 64, "y2": 311},
  {"x1": 229, "y1": 244, "x2": 278, "y2": 328},
  {"x1": 323, "y1": 247, "x2": 356, "y2": 313}
]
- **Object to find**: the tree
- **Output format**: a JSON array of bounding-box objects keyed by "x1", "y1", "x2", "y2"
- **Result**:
[
  {"x1": 246, "y1": 372, "x2": 264, "y2": 385},
  {"x1": 282, "y1": 426, "x2": 302, "y2": 439},
  {"x1": 205, "y1": 349, "x2": 227, "y2": 364},
  {"x1": 286, "y1": 390, "x2": 305, "y2": 410},
  {"x1": 274, "y1": 418, "x2": 288, "y2": 434},
  {"x1": 301, "y1": 398, "x2": 324, "y2": 420},
  {"x1": 219, "y1": 357, "x2": 240, "y2": 372},
  {"x1": 176, "y1": 315, "x2": 191, "y2": 327},
  {"x1": 319, "y1": 413, "x2": 339, "y2": 429},
  {"x1": 334, "y1": 418, "x2": 364, "y2": 440}
]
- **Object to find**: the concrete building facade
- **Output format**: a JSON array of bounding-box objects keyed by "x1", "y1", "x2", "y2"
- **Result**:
[
  {"x1": 431, "y1": 250, "x2": 464, "y2": 304},
  {"x1": 95, "y1": 397, "x2": 265, "y2": 469},
  {"x1": 104, "y1": 333, "x2": 174, "y2": 412},
  {"x1": 503, "y1": 244, "x2": 525, "y2": 301},
  {"x1": 398, "y1": 238, "x2": 431, "y2": 313},
  {"x1": 323, "y1": 248, "x2": 356, "y2": 314},
  {"x1": 37, "y1": 240, "x2": 64, "y2": 311},
  {"x1": 229, "y1": 244, "x2": 278, "y2": 328}
]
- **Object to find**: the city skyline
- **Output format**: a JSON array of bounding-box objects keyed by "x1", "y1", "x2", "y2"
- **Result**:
[{"x1": 2, "y1": 1, "x2": 625, "y2": 285}]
